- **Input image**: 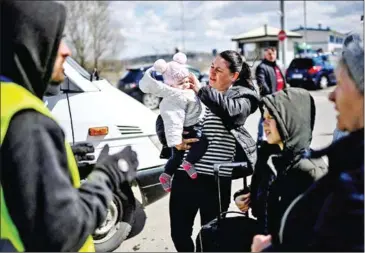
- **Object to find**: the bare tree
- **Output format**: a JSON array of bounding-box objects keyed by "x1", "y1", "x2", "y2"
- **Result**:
[
  {"x1": 64, "y1": 1, "x2": 124, "y2": 70},
  {"x1": 64, "y1": 1, "x2": 90, "y2": 68},
  {"x1": 86, "y1": 1, "x2": 124, "y2": 70}
]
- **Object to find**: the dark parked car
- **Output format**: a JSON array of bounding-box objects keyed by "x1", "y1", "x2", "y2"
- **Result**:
[
  {"x1": 117, "y1": 65, "x2": 209, "y2": 110},
  {"x1": 286, "y1": 55, "x2": 337, "y2": 89}
]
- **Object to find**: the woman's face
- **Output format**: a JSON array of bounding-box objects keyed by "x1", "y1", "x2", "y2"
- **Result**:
[
  {"x1": 209, "y1": 56, "x2": 238, "y2": 91},
  {"x1": 329, "y1": 62, "x2": 364, "y2": 132},
  {"x1": 263, "y1": 107, "x2": 283, "y2": 148}
]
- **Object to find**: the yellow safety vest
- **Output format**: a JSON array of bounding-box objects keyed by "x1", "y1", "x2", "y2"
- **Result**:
[{"x1": 0, "y1": 82, "x2": 95, "y2": 252}]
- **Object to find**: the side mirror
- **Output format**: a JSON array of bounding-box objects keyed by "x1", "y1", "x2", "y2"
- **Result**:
[
  {"x1": 45, "y1": 83, "x2": 61, "y2": 96},
  {"x1": 60, "y1": 77, "x2": 71, "y2": 92}
]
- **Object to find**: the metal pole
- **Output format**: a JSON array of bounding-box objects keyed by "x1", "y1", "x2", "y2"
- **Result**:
[
  {"x1": 280, "y1": 0, "x2": 286, "y2": 68},
  {"x1": 304, "y1": 0, "x2": 307, "y2": 54},
  {"x1": 152, "y1": 46, "x2": 159, "y2": 61}
]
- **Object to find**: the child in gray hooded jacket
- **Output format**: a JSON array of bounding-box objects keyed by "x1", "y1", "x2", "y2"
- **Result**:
[{"x1": 139, "y1": 53, "x2": 207, "y2": 192}]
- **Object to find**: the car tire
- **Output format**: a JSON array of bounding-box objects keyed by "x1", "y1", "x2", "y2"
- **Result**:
[
  {"x1": 318, "y1": 75, "x2": 329, "y2": 89},
  {"x1": 93, "y1": 194, "x2": 139, "y2": 252},
  {"x1": 142, "y1": 93, "x2": 160, "y2": 110},
  {"x1": 126, "y1": 200, "x2": 146, "y2": 239}
]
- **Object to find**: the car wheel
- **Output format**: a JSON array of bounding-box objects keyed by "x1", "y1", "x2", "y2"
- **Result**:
[
  {"x1": 142, "y1": 93, "x2": 160, "y2": 110},
  {"x1": 318, "y1": 75, "x2": 329, "y2": 89},
  {"x1": 93, "y1": 194, "x2": 134, "y2": 252},
  {"x1": 126, "y1": 200, "x2": 146, "y2": 239}
]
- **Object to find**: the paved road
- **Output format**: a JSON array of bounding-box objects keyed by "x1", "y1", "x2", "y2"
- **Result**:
[{"x1": 117, "y1": 87, "x2": 336, "y2": 252}]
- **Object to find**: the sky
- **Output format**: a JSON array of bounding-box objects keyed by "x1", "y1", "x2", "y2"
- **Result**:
[{"x1": 109, "y1": 1, "x2": 364, "y2": 59}]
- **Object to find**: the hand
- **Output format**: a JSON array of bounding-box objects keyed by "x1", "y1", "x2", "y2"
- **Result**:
[
  {"x1": 72, "y1": 143, "x2": 95, "y2": 169},
  {"x1": 175, "y1": 138, "x2": 199, "y2": 150},
  {"x1": 95, "y1": 145, "x2": 139, "y2": 186},
  {"x1": 235, "y1": 192, "x2": 251, "y2": 212},
  {"x1": 71, "y1": 142, "x2": 95, "y2": 162},
  {"x1": 188, "y1": 73, "x2": 201, "y2": 94},
  {"x1": 251, "y1": 235, "x2": 272, "y2": 252}
]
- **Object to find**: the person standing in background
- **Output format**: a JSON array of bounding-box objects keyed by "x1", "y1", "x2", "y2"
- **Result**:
[{"x1": 255, "y1": 47, "x2": 286, "y2": 144}]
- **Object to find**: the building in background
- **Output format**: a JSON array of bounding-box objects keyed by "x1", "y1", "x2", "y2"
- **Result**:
[
  {"x1": 231, "y1": 24, "x2": 303, "y2": 70},
  {"x1": 291, "y1": 24, "x2": 346, "y2": 54}
]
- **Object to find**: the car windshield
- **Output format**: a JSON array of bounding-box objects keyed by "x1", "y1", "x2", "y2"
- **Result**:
[
  {"x1": 289, "y1": 59, "x2": 314, "y2": 69},
  {"x1": 66, "y1": 57, "x2": 91, "y2": 80}
]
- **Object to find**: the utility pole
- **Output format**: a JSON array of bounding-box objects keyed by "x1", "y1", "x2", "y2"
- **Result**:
[
  {"x1": 280, "y1": 0, "x2": 286, "y2": 68},
  {"x1": 181, "y1": 1, "x2": 185, "y2": 52},
  {"x1": 303, "y1": 0, "x2": 307, "y2": 54},
  {"x1": 152, "y1": 46, "x2": 159, "y2": 61}
]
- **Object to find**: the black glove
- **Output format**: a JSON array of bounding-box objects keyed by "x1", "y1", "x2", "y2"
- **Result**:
[
  {"x1": 94, "y1": 144, "x2": 138, "y2": 191},
  {"x1": 71, "y1": 142, "x2": 95, "y2": 169},
  {"x1": 71, "y1": 142, "x2": 95, "y2": 162}
]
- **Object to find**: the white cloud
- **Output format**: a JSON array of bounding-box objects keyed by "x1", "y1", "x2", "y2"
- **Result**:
[{"x1": 108, "y1": 1, "x2": 363, "y2": 59}]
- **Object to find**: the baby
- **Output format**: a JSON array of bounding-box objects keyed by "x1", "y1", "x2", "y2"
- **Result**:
[{"x1": 139, "y1": 53, "x2": 207, "y2": 192}]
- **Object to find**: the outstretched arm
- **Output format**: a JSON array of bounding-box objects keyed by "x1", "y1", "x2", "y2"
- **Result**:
[{"x1": 139, "y1": 68, "x2": 183, "y2": 98}]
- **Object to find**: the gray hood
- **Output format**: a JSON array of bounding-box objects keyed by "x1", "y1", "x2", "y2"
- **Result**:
[{"x1": 261, "y1": 88, "x2": 316, "y2": 155}]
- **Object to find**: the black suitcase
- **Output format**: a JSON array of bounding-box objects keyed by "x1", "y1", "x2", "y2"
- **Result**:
[{"x1": 196, "y1": 162, "x2": 258, "y2": 252}]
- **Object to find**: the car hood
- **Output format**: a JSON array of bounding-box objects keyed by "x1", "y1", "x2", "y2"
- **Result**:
[{"x1": 79, "y1": 86, "x2": 158, "y2": 135}]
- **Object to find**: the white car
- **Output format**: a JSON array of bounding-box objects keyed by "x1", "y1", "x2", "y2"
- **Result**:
[{"x1": 44, "y1": 57, "x2": 167, "y2": 252}]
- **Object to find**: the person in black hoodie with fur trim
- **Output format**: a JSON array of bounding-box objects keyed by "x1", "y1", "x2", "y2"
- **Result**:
[
  {"x1": 0, "y1": 1, "x2": 141, "y2": 251},
  {"x1": 234, "y1": 88, "x2": 328, "y2": 243}
]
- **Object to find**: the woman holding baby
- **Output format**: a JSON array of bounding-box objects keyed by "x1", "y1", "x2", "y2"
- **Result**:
[{"x1": 140, "y1": 50, "x2": 259, "y2": 252}]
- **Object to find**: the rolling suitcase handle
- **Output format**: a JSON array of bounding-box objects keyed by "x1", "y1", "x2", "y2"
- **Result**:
[
  {"x1": 213, "y1": 162, "x2": 250, "y2": 220},
  {"x1": 198, "y1": 162, "x2": 252, "y2": 252}
]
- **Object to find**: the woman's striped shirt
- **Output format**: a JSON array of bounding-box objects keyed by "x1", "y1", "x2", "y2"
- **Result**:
[{"x1": 178, "y1": 107, "x2": 236, "y2": 177}]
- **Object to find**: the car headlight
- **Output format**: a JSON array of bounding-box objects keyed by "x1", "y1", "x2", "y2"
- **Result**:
[{"x1": 149, "y1": 135, "x2": 162, "y2": 152}]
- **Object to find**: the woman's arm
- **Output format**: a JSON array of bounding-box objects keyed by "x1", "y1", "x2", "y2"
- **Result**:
[
  {"x1": 197, "y1": 85, "x2": 253, "y2": 120},
  {"x1": 188, "y1": 73, "x2": 253, "y2": 120}
]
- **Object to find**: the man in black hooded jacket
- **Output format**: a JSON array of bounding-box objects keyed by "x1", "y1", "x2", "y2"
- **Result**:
[{"x1": 0, "y1": 1, "x2": 140, "y2": 251}]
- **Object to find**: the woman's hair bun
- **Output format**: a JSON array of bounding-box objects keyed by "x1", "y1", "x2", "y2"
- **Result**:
[
  {"x1": 173, "y1": 52, "x2": 187, "y2": 64},
  {"x1": 153, "y1": 59, "x2": 168, "y2": 73}
]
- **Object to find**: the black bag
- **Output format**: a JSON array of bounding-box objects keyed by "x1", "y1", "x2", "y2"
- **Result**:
[{"x1": 196, "y1": 162, "x2": 258, "y2": 252}]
